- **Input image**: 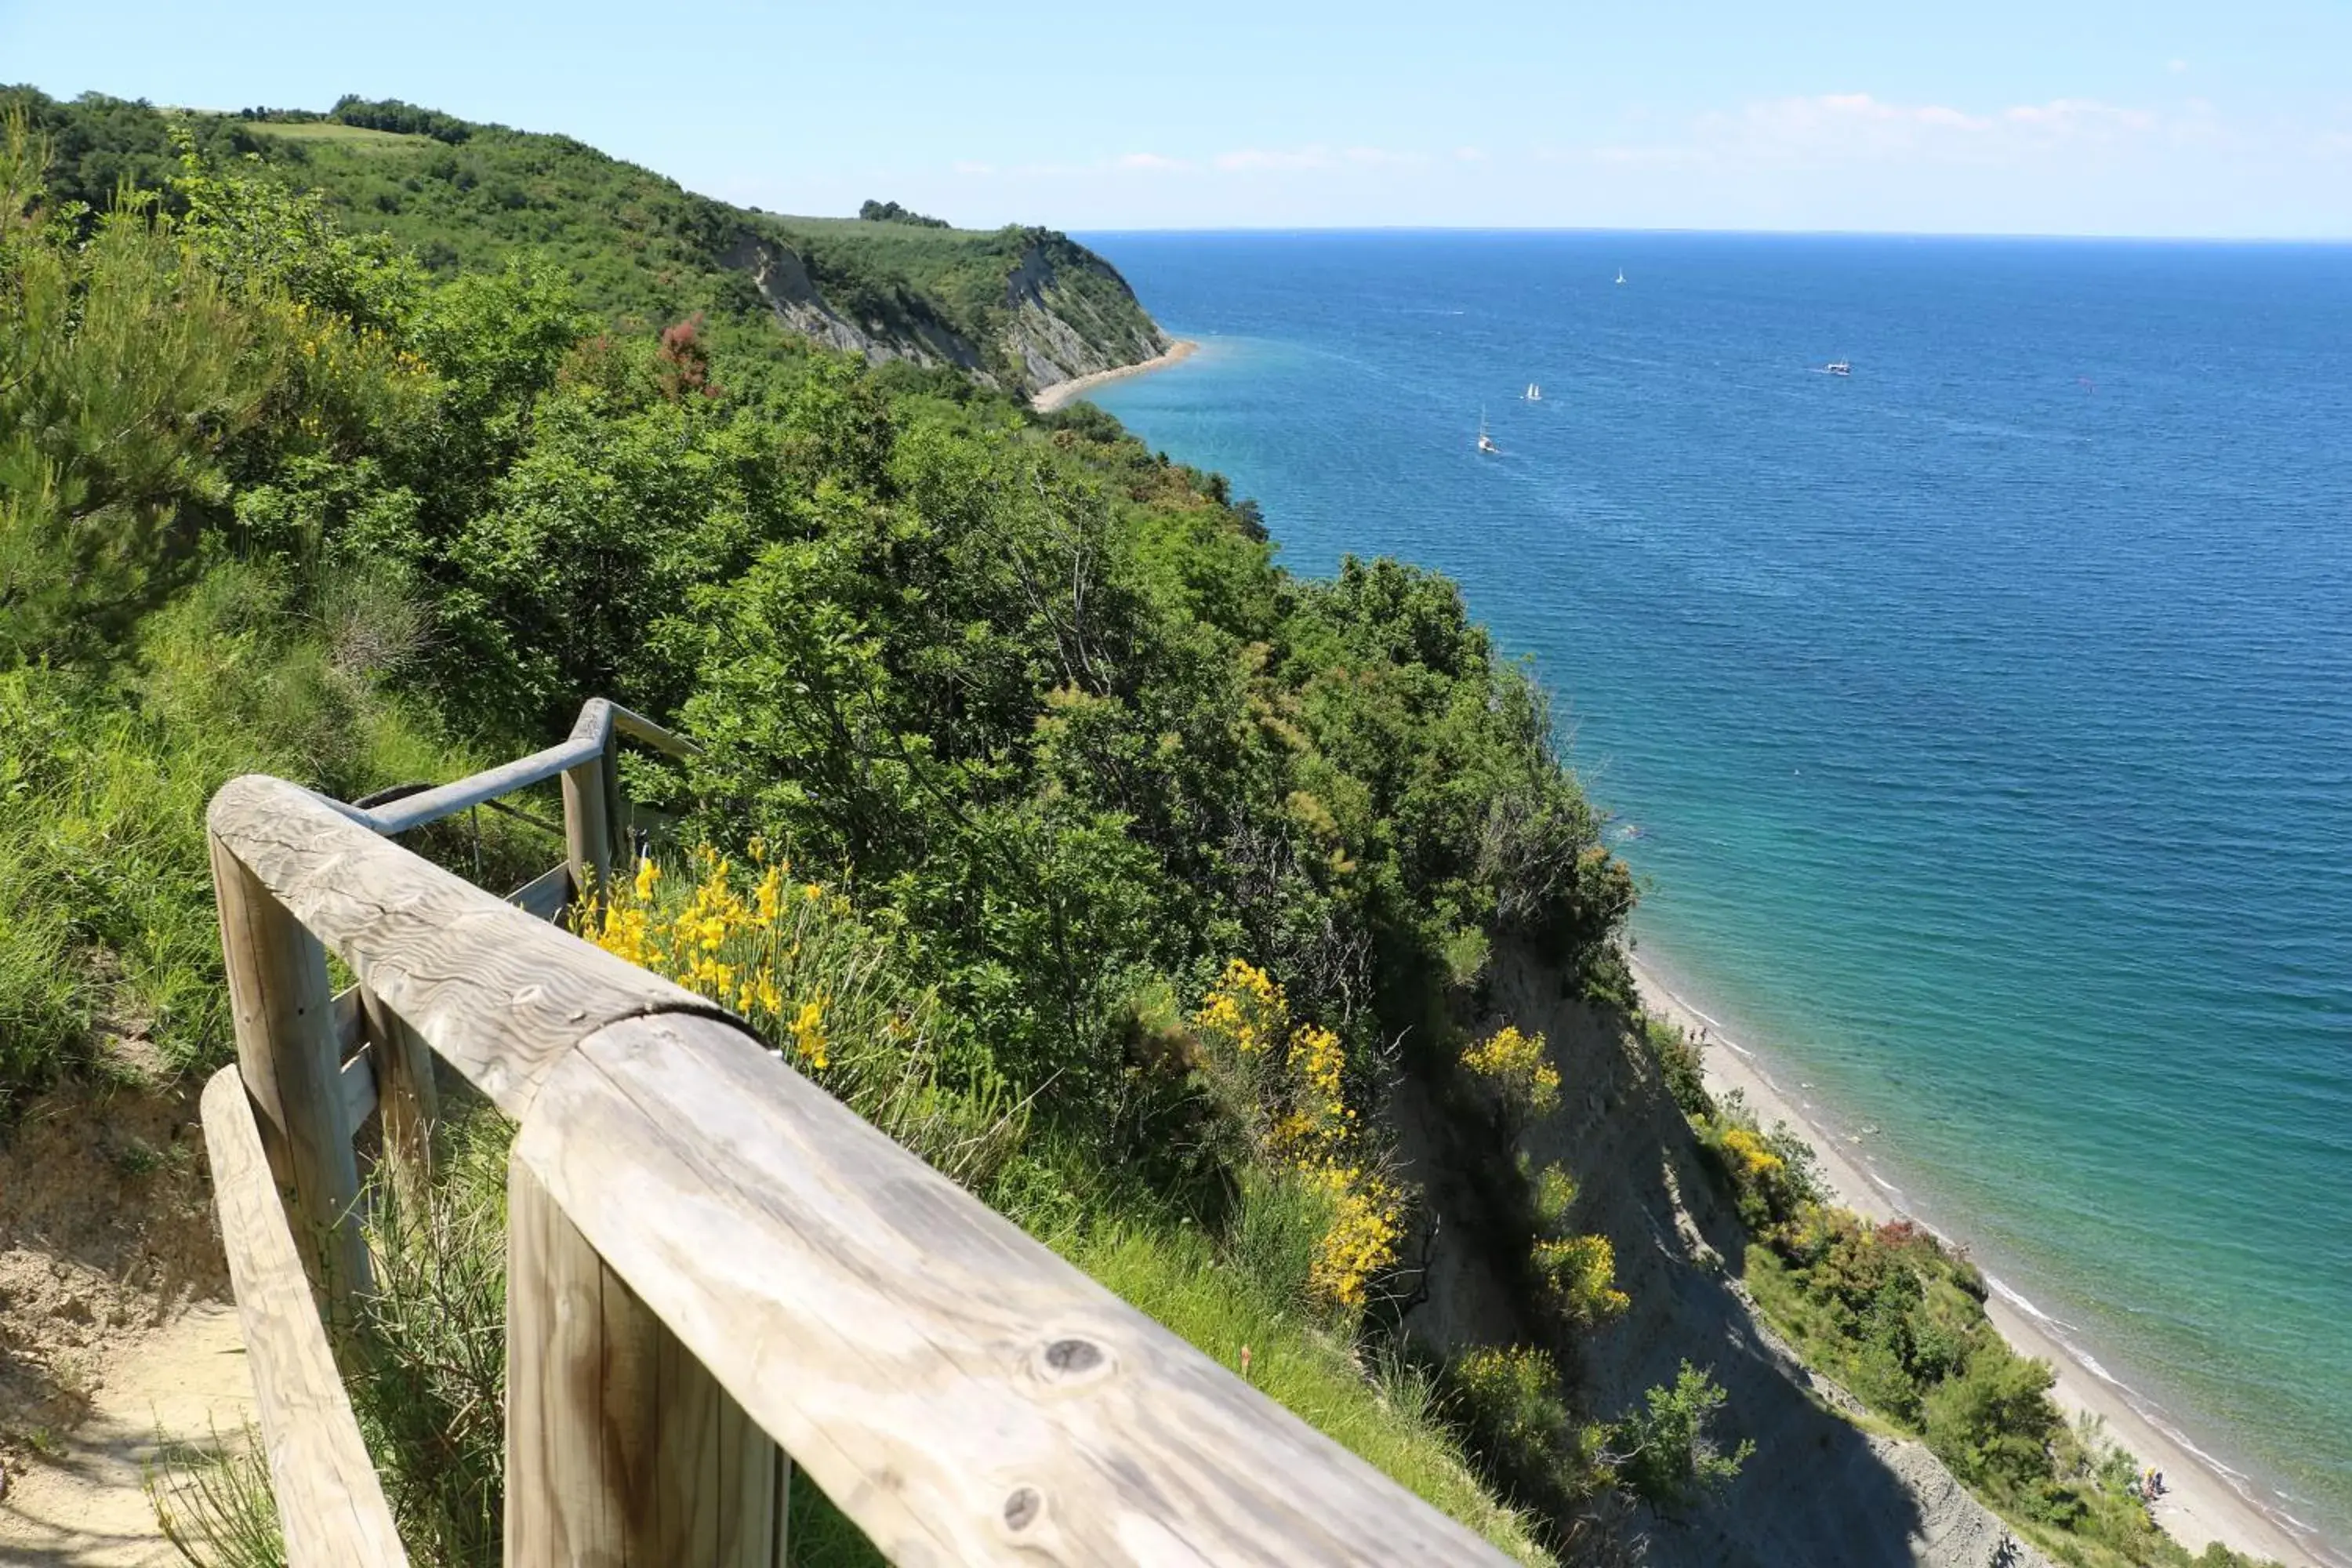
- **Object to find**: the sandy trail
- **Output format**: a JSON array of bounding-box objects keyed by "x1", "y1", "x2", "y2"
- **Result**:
[
  {"x1": 1632, "y1": 955, "x2": 2330, "y2": 1568},
  {"x1": 0, "y1": 1301, "x2": 254, "y2": 1566},
  {"x1": 1029, "y1": 339, "x2": 1200, "y2": 412}
]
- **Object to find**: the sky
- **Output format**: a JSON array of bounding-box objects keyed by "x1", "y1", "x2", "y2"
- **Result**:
[{"x1": 5, "y1": 0, "x2": 2349, "y2": 238}]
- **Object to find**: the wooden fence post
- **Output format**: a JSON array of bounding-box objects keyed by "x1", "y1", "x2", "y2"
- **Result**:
[
  {"x1": 506, "y1": 1156, "x2": 786, "y2": 1568},
  {"x1": 358, "y1": 988, "x2": 438, "y2": 1185},
  {"x1": 599, "y1": 726, "x2": 627, "y2": 871},
  {"x1": 561, "y1": 742, "x2": 612, "y2": 917},
  {"x1": 209, "y1": 833, "x2": 368, "y2": 1318}
]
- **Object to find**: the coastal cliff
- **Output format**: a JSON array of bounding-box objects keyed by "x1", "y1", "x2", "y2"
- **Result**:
[
  {"x1": 1396, "y1": 947, "x2": 2059, "y2": 1567},
  {"x1": 0, "y1": 89, "x2": 1168, "y2": 401}
]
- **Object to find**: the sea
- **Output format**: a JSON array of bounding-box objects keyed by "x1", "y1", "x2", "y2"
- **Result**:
[{"x1": 1073, "y1": 230, "x2": 2352, "y2": 1558}]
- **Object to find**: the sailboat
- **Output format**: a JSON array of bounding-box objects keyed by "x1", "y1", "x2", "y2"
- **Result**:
[
  {"x1": 1477, "y1": 408, "x2": 1499, "y2": 455},
  {"x1": 1615, "y1": 267, "x2": 1626, "y2": 285},
  {"x1": 1523, "y1": 382, "x2": 1543, "y2": 401}
]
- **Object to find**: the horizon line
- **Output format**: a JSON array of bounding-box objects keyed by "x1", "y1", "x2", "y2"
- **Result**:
[{"x1": 1057, "y1": 223, "x2": 2352, "y2": 245}]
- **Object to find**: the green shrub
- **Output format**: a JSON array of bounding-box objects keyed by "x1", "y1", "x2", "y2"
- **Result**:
[{"x1": 1606, "y1": 1362, "x2": 1751, "y2": 1515}]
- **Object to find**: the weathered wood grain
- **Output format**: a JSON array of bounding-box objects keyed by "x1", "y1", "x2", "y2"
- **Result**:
[
  {"x1": 209, "y1": 833, "x2": 368, "y2": 1313},
  {"x1": 517, "y1": 1014, "x2": 1509, "y2": 1567},
  {"x1": 209, "y1": 775, "x2": 731, "y2": 1120},
  {"x1": 506, "y1": 1159, "x2": 782, "y2": 1567},
  {"x1": 199, "y1": 1068, "x2": 408, "y2": 1568},
  {"x1": 361, "y1": 987, "x2": 439, "y2": 1181}
]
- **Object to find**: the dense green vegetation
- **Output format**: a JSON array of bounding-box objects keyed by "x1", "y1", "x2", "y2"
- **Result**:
[
  {"x1": 0, "y1": 86, "x2": 1162, "y2": 397},
  {"x1": 0, "y1": 104, "x2": 1662, "y2": 1562}
]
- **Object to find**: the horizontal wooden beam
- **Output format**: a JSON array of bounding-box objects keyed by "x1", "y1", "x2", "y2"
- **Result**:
[
  {"x1": 517, "y1": 1013, "x2": 1508, "y2": 1566},
  {"x1": 327, "y1": 699, "x2": 698, "y2": 839},
  {"x1": 209, "y1": 776, "x2": 729, "y2": 1120},
  {"x1": 198, "y1": 1067, "x2": 408, "y2": 1568}
]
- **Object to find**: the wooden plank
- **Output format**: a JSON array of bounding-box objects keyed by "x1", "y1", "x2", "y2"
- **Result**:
[
  {"x1": 209, "y1": 833, "x2": 368, "y2": 1314},
  {"x1": 331, "y1": 699, "x2": 696, "y2": 839},
  {"x1": 328, "y1": 733, "x2": 601, "y2": 837},
  {"x1": 508, "y1": 863, "x2": 572, "y2": 924},
  {"x1": 332, "y1": 985, "x2": 365, "y2": 1061},
  {"x1": 606, "y1": 699, "x2": 700, "y2": 759},
  {"x1": 517, "y1": 1014, "x2": 1508, "y2": 1567},
  {"x1": 562, "y1": 748, "x2": 612, "y2": 916},
  {"x1": 506, "y1": 1159, "x2": 782, "y2": 1567},
  {"x1": 361, "y1": 988, "x2": 438, "y2": 1181},
  {"x1": 339, "y1": 1042, "x2": 378, "y2": 1132},
  {"x1": 208, "y1": 775, "x2": 729, "y2": 1120},
  {"x1": 199, "y1": 1068, "x2": 408, "y2": 1568}
]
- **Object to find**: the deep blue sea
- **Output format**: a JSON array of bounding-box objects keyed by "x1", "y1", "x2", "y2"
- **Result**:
[{"x1": 1076, "y1": 230, "x2": 2352, "y2": 1555}]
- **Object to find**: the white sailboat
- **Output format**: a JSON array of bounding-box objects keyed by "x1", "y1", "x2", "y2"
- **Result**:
[
  {"x1": 1615, "y1": 267, "x2": 1627, "y2": 285},
  {"x1": 1477, "y1": 408, "x2": 1499, "y2": 455},
  {"x1": 1523, "y1": 381, "x2": 1543, "y2": 401}
]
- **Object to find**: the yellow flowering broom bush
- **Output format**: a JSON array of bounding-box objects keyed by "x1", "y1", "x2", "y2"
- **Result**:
[
  {"x1": 1461, "y1": 1024, "x2": 1561, "y2": 1119},
  {"x1": 1192, "y1": 959, "x2": 1402, "y2": 1313},
  {"x1": 583, "y1": 843, "x2": 1024, "y2": 1190}
]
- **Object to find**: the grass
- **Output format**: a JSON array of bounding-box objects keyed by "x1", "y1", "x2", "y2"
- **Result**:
[
  {"x1": 241, "y1": 122, "x2": 434, "y2": 152},
  {"x1": 1058, "y1": 1206, "x2": 1556, "y2": 1564},
  {"x1": 0, "y1": 559, "x2": 524, "y2": 1113}
]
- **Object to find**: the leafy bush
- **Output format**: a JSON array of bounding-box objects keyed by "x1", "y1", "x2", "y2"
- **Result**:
[
  {"x1": 1606, "y1": 1362, "x2": 1752, "y2": 1515},
  {"x1": 584, "y1": 844, "x2": 1024, "y2": 1192}
]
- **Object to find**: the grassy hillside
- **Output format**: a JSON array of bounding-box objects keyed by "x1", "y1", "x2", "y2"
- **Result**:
[
  {"x1": 0, "y1": 89, "x2": 1165, "y2": 395},
  {"x1": 0, "y1": 101, "x2": 1617, "y2": 1562}
]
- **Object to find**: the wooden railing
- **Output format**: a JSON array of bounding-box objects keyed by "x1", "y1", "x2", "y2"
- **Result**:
[{"x1": 200, "y1": 699, "x2": 1508, "y2": 1566}]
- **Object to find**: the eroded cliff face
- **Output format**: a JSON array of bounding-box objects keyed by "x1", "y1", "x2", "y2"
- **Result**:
[
  {"x1": 1002, "y1": 237, "x2": 1170, "y2": 390},
  {"x1": 1389, "y1": 945, "x2": 2053, "y2": 1568},
  {"x1": 717, "y1": 232, "x2": 1000, "y2": 387},
  {"x1": 716, "y1": 228, "x2": 1166, "y2": 399}
]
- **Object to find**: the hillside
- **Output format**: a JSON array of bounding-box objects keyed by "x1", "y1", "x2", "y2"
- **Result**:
[
  {"x1": 0, "y1": 92, "x2": 2287, "y2": 1568},
  {"x1": 0, "y1": 89, "x2": 1167, "y2": 397}
]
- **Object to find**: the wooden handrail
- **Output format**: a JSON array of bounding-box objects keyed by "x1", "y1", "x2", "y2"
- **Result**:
[
  {"x1": 199, "y1": 1067, "x2": 407, "y2": 1568},
  {"x1": 203, "y1": 702, "x2": 1510, "y2": 1566},
  {"x1": 519, "y1": 1012, "x2": 1504, "y2": 1564},
  {"x1": 325, "y1": 698, "x2": 696, "y2": 838},
  {"x1": 210, "y1": 775, "x2": 728, "y2": 1119}
]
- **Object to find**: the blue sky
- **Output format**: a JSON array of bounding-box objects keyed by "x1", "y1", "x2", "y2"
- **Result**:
[{"x1": 5, "y1": 0, "x2": 2348, "y2": 236}]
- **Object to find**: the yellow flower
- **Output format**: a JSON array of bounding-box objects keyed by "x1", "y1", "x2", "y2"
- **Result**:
[
  {"x1": 1461, "y1": 1025, "x2": 1560, "y2": 1116},
  {"x1": 790, "y1": 994, "x2": 830, "y2": 1070}
]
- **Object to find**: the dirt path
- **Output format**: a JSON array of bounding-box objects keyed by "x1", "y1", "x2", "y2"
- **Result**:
[
  {"x1": 0, "y1": 1301, "x2": 254, "y2": 1565},
  {"x1": 1, "y1": 1080, "x2": 252, "y2": 1566}
]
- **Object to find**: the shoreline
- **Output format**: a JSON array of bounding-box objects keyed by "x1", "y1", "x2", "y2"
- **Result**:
[
  {"x1": 1628, "y1": 952, "x2": 2335, "y2": 1568},
  {"x1": 1029, "y1": 338, "x2": 1200, "y2": 412}
]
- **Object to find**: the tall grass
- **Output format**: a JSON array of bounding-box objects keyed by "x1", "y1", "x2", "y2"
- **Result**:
[{"x1": 0, "y1": 558, "x2": 518, "y2": 1111}]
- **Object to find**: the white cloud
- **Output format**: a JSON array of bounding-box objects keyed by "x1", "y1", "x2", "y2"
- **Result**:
[
  {"x1": 1576, "y1": 91, "x2": 2170, "y2": 168},
  {"x1": 1115, "y1": 151, "x2": 1194, "y2": 172},
  {"x1": 951, "y1": 159, "x2": 995, "y2": 176},
  {"x1": 2169, "y1": 58, "x2": 2189, "y2": 74},
  {"x1": 1207, "y1": 144, "x2": 1428, "y2": 173}
]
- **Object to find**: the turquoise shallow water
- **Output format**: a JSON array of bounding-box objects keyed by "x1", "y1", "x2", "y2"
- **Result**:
[{"x1": 1078, "y1": 230, "x2": 2352, "y2": 1554}]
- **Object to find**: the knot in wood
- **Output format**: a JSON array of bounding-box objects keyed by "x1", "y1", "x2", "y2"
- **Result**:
[
  {"x1": 1043, "y1": 1337, "x2": 1103, "y2": 1377},
  {"x1": 1003, "y1": 1485, "x2": 1042, "y2": 1532}
]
